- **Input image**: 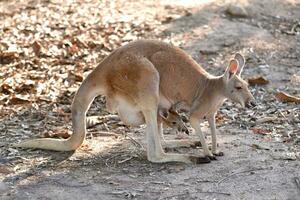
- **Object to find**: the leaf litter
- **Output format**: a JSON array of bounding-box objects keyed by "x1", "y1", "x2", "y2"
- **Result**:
[{"x1": 0, "y1": 0, "x2": 299, "y2": 199}]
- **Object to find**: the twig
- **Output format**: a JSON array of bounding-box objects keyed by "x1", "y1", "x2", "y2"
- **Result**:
[
  {"x1": 217, "y1": 167, "x2": 269, "y2": 186},
  {"x1": 125, "y1": 134, "x2": 144, "y2": 149},
  {"x1": 255, "y1": 116, "x2": 277, "y2": 124},
  {"x1": 198, "y1": 191, "x2": 231, "y2": 196},
  {"x1": 118, "y1": 156, "x2": 134, "y2": 164},
  {"x1": 196, "y1": 179, "x2": 215, "y2": 183},
  {"x1": 294, "y1": 177, "x2": 300, "y2": 191},
  {"x1": 89, "y1": 131, "x2": 119, "y2": 138},
  {"x1": 159, "y1": 192, "x2": 188, "y2": 200},
  {"x1": 160, "y1": 190, "x2": 231, "y2": 200},
  {"x1": 278, "y1": 110, "x2": 288, "y2": 120},
  {"x1": 105, "y1": 154, "x2": 120, "y2": 167},
  {"x1": 49, "y1": 179, "x2": 91, "y2": 188}
]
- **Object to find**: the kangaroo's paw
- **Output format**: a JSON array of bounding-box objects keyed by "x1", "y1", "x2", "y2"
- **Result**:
[{"x1": 207, "y1": 155, "x2": 217, "y2": 161}]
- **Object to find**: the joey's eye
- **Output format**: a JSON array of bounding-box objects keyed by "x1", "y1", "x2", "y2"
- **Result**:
[
  {"x1": 235, "y1": 86, "x2": 242, "y2": 90},
  {"x1": 171, "y1": 122, "x2": 177, "y2": 125}
]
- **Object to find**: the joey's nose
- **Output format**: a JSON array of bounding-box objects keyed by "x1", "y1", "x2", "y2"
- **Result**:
[
  {"x1": 246, "y1": 100, "x2": 256, "y2": 108},
  {"x1": 178, "y1": 126, "x2": 189, "y2": 135},
  {"x1": 184, "y1": 129, "x2": 190, "y2": 135}
]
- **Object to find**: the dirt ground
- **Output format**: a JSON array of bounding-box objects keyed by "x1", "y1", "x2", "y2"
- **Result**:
[{"x1": 0, "y1": 0, "x2": 300, "y2": 199}]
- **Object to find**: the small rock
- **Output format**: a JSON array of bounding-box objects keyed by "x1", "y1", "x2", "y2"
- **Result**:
[
  {"x1": 251, "y1": 143, "x2": 270, "y2": 150},
  {"x1": 272, "y1": 152, "x2": 297, "y2": 160},
  {"x1": 167, "y1": 165, "x2": 185, "y2": 173},
  {"x1": 226, "y1": 5, "x2": 248, "y2": 18}
]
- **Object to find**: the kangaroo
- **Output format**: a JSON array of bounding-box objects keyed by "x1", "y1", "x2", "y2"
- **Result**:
[{"x1": 15, "y1": 40, "x2": 254, "y2": 164}]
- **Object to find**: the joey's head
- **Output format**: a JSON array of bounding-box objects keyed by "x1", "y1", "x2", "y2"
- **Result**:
[
  {"x1": 159, "y1": 108, "x2": 189, "y2": 135},
  {"x1": 222, "y1": 53, "x2": 255, "y2": 108}
]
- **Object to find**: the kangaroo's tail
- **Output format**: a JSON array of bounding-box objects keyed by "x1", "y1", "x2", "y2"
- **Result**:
[{"x1": 14, "y1": 71, "x2": 104, "y2": 151}]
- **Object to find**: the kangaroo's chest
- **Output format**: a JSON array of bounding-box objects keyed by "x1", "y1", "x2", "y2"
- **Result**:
[{"x1": 190, "y1": 97, "x2": 226, "y2": 119}]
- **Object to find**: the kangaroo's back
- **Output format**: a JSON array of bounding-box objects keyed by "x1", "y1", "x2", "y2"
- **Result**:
[{"x1": 97, "y1": 40, "x2": 210, "y2": 104}]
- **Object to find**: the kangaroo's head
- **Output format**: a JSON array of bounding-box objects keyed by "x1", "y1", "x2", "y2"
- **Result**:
[
  {"x1": 222, "y1": 53, "x2": 255, "y2": 108},
  {"x1": 159, "y1": 108, "x2": 189, "y2": 135}
]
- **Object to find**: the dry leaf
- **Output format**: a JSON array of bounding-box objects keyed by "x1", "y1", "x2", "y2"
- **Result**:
[
  {"x1": 216, "y1": 113, "x2": 229, "y2": 123},
  {"x1": 250, "y1": 128, "x2": 271, "y2": 135},
  {"x1": 73, "y1": 37, "x2": 88, "y2": 48},
  {"x1": 68, "y1": 72, "x2": 83, "y2": 82},
  {"x1": 0, "y1": 95, "x2": 9, "y2": 104},
  {"x1": 275, "y1": 91, "x2": 300, "y2": 104},
  {"x1": 0, "y1": 165, "x2": 13, "y2": 174},
  {"x1": 15, "y1": 80, "x2": 35, "y2": 93},
  {"x1": 8, "y1": 95, "x2": 31, "y2": 104},
  {"x1": 79, "y1": 143, "x2": 93, "y2": 151},
  {"x1": 248, "y1": 76, "x2": 269, "y2": 86},
  {"x1": 0, "y1": 51, "x2": 19, "y2": 64},
  {"x1": 68, "y1": 43, "x2": 79, "y2": 55},
  {"x1": 55, "y1": 59, "x2": 76, "y2": 65},
  {"x1": 32, "y1": 41, "x2": 42, "y2": 56},
  {"x1": 0, "y1": 83, "x2": 14, "y2": 94},
  {"x1": 44, "y1": 130, "x2": 71, "y2": 139}
]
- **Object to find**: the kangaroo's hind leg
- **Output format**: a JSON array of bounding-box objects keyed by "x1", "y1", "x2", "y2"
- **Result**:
[{"x1": 133, "y1": 57, "x2": 210, "y2": 164}]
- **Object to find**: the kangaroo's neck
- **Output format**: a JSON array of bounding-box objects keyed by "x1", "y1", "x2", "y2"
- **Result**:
[{"x1": 190, "y1": 74, "x2": 227, "y2": 117}]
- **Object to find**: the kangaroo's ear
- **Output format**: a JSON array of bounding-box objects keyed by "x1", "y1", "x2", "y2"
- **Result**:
[
  {"x1": 234, "y1": 53, "x2": 245, "y2": 76},
  {"x1": 158, "y1": 108, "x2": 169, "y2": 119},
  {"x1": 224, "y1": 59, "x2": 239, "y2": 81}
]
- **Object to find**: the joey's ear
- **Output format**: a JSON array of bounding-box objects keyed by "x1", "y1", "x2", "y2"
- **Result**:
[
  {"x1": 158, "y1": 108, "x2": 169, "y2": 119},
  {"x1": 224, "y1": 59, "x2": 239, "y2": 81},
  {"x1": 234, "y1": 53, "x2": 245, "y2": 76}
]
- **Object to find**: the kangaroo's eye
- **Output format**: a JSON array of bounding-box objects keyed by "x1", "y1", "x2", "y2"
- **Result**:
[
  {"x1": 172, "y1": 122, "x2": 177, "y2": 125},
  {"x1": 235, "y1": 86, "x2": 242, "y2": 90}
]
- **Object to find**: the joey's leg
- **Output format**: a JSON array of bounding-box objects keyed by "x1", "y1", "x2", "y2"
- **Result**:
[
  {"x1": 207, "y1": 114, "x2": 224, "y2": 156},
  {"x1": 190, "y1": 117, "x2": 215, "y2": 160},
  {"x1": 158, "y1": 119, "x2": 201, "y2": 149}
]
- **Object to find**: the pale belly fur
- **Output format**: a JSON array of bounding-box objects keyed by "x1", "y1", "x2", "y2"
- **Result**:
[{"x1": 106, "y1": 96, "x2": 145, "y2": 126}]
